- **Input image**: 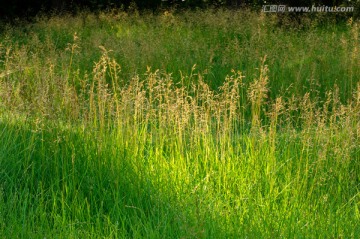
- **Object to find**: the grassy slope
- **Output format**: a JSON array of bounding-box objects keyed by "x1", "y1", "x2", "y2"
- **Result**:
[{"x1": 0, "y1": 9, "x2": 359, "y2": 238}]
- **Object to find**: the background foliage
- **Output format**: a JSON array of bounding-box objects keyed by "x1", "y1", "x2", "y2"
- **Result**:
[{"x1": 1, "y1": 0, "x2": 359, "y2": 19}]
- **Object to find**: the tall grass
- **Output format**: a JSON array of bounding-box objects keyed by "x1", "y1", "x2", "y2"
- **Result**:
[
  {"x1": 0, "y1": 9, "x2": 360, "y2": 238},
  {"x1": 1, "y1": 9, "x2": 359, "y2": 101}
]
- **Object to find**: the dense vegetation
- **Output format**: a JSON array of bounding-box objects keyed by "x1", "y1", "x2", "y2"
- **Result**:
[
  {"x1": 0, "y1": 9, "x2": 359, "y2": 238},
  {"x1": 2, "y1": 0, "x2": 359, "y2": 20}
]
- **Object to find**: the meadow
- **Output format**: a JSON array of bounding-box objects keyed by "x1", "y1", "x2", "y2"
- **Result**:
[{"x1": 0, "y1": 9, "x2": 359, "y2": 238}]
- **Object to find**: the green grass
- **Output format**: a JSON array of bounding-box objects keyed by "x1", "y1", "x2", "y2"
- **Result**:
[
  {"x1": 0, "y1": 9, "x2": 360, "y2": 238},
  {"x1": 1, "y1": 9, "x2": 359, "y2": 101}
]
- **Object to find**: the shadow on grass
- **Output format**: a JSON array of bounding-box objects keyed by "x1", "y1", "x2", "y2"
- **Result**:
[{"x1": 0, "y1": 119, "x2": 194, "y2": 238}]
